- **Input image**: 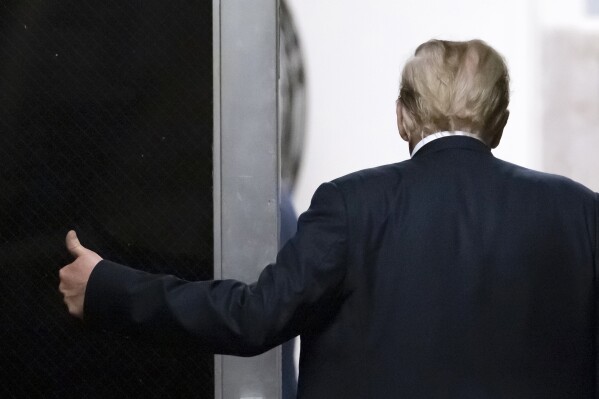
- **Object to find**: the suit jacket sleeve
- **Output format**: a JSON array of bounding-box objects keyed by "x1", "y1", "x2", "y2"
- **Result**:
[{"x1": 84, "y1": 182, "x2": 348, "y2": 356}]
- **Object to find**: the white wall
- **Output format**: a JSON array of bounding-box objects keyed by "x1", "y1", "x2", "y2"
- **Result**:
[
  {"x1": 535, "y1": 0, "x2": 592, "y2": 28},
  {"x1": 287, "y1": 0, "x2": 541, "y2": 212}
]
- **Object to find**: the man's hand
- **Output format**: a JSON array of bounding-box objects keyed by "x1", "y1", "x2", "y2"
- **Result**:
[{"x1": 58, "y1": 230, "x2": 103, "y2": 319}]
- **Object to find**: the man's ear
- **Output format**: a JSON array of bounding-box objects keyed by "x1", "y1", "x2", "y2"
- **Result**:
[
  {"x1": 396, "y1": 101, "x2": 410, "y2": 142},
  {"x1": 489, "y1": 129, "x2": 503, "y2": 149},
  {"x1": 489, "y1": 110, "x2": 509, "y2": 149}
]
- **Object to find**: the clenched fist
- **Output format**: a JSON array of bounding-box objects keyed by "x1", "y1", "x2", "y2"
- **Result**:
[{"x1": 58, "y1": 230, "x2": 103, "y2": 319}]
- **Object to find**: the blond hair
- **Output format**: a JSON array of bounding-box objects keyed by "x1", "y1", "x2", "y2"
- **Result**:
[{"x1": 398, "y1": 39, "x2": 510, "y2": 146}]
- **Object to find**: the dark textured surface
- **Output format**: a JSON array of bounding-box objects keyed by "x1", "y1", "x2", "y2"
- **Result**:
[{"x1": 0, "y1": 1, "x2": 214, "y2": 397}]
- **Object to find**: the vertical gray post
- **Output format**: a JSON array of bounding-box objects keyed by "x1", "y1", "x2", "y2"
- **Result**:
[{"x1": 213, "y1": 1, "x2": 281, "y2": 399}]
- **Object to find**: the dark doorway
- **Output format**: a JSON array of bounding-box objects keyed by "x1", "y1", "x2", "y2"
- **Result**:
[{"x1": 1, "y1": 1, "x2": 214, "y2": 397}]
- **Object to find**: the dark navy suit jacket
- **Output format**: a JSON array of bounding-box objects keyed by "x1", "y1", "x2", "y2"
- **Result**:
[{"x1": 86, "y1": 137, "x2": 599, "y2": 398}]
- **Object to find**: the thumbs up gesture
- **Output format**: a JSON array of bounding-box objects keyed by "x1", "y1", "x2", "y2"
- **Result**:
[{"x1": 59, "y1": 230, "x2": 103, "y2": 319}]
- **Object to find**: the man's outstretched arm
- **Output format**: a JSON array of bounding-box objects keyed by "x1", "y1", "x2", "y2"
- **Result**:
[{"x1": 58, "y1": 182, "x2": 348, "y2": 356}]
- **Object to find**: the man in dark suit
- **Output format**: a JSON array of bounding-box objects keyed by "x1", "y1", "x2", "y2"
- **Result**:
[{"x1": 60, "y1": 39, "x2": 599, "y2": 398}]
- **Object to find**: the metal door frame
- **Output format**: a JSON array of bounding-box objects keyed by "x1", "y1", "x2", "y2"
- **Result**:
[{"x1": 213, "y1": 1, "x2": 281, "y2": 398}]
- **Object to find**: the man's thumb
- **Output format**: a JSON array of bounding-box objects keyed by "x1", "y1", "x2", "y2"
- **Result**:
[{"x1": 66, "y1": 230, "x2": 86, "y2": 257}]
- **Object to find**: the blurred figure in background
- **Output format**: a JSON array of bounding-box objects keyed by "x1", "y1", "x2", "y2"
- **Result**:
[{"x1": 279, "y1": 2, "x2": 307, "y2": 397}]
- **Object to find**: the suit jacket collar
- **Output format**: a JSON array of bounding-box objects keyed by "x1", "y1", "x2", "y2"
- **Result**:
[{"x1": 411, "y1": 135, "x2": 492, "y2": 159}]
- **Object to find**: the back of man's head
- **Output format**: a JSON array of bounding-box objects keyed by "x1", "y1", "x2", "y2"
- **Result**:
[{"x1": 398, "y1": 39, "x2": 510, "y2": 148}]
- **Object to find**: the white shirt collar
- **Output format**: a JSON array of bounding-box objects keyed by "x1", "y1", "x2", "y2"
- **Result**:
[{"x1": 410, "y1": 131, "x2": 485, "y2": 157}]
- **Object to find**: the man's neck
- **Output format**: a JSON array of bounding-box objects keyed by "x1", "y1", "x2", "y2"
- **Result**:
[{"x1": 410, "y1": 131, "x2": 485, "y2": 157}]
